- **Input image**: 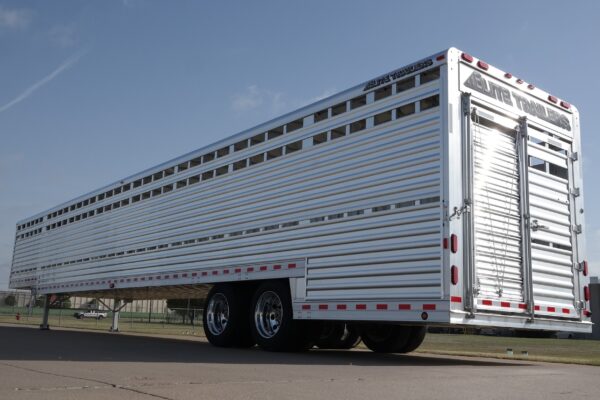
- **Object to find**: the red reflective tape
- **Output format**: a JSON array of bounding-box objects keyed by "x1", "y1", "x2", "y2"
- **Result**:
[
  {"x1": 319, "y1": 304, "x2": 328, "y2": 310},
  {"x1": 148, "y1": 276, "x2": 153, "y2": 280},
  {"x1": 192, "y1": 272, "x2": 197, "y2": 277},
  {"x1": 173, "y1": 274, "x2": 178, "y2": 278},
  {"x1": 141, "y1": 277, "x2": 145, "y2": 281},
  {"x1": 223, "y1": 269, "x2": 229, "y2": 274},
  {"x1": 547, "y1": 306, "x2": 556, "y2": 312},
  {"x1": 133, "y1": 278, "x2": 138, "y2": 282},
  {"x1": 288, "y1": 263, "x2": 297, "y2": 269},
  {"x1": 337, "y1": 304, "x2": 347, "y2": 310},
  {"x1": 182, "y1": 273, "x2": 188, "y2": 278},
  {"x1": 399, "y1": 304, "x2": 411, "y2": 310},
  {"x1": 356, "y1": 304, "x2": 367, "y2": 310},
  {"x1": 562, "y1": 308, "x2": 570, "y2": 314},
  {"x1": 423, "y1": 304, "x2": 436, "y2": 311},
  {"x1": 201, "y1": 271, "x2": 208, "y2": 276},
  {"x1": 376, "y1": 304, "x2": 388, "y2": 310},
  {"x1": 164, "y1": 275, "x2": 170, "y2": 279},
  {"x1": 534, "y1": 305, "x2": 540, "y2": 311},
  {"x1": 482, "y1": 300, "x2": 493, "y2": 306},
  {"x1": 246, "y1": 267, "x2": 254, "y2": 272},
  {"x1": 500, "y1": 301, "x2": 510, "y2": 308},
  {"x1": 518, "y1": 303, "x2": 527, "y2": 309},
  {"x1": 260, "y1": 266, "x2": 267, "y2": 271},
  {"x1": 450, "y1": 296, "x2": 462, "y2": 303},
  {"x1": 211, "y1": 271, "x2": 218, "y2": 275},
  {"x1": 443, "y1": 238, "x2": 448, "y2": 249},
  {"x1": 273, "y1": 264, "x2": 281, "y2": 270},
  {"x1": 234, "y1": 268, "x2": 241, "y2": 273},
  {"x1": 302, "y1": 304, "x2": 311, "y2": 310}
]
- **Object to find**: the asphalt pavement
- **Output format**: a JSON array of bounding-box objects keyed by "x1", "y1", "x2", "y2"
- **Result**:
[{"x1": 0, "y1": 324, "x2": 597, "y2": 400}]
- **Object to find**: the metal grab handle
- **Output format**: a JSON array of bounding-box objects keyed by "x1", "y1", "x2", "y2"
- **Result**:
[{"x1": 531, "y1": 219, "x2": 549, "y2": 232}]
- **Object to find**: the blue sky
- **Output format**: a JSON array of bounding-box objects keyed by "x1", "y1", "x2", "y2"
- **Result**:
[{"x1": 1, "y1": 0, "x2": 599, "y2": 289}]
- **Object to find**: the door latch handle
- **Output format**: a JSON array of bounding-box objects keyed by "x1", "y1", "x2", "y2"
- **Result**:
[{"x1": 531, "y1": 219, "x2": 549, "y2": 232}]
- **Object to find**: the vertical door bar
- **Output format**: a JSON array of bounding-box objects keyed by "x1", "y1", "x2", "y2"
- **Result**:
[
  {"x1": 461, "y1": 93, "x2": 476, "y2": 315},
  {"x1": 517, "y1": 117, "x2": 534, "y2": 319}
]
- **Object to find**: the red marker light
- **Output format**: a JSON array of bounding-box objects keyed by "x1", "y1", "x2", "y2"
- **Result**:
[
  {"x1": 477, "y1": 60, "x2": 489, "y2": 70},
  {"x1": 436, "y1": 54, "x2": 446, "y2": 61},
  {"x1": 450, "y1": 234, "x2": 459, "y2": 253},
  {"x1": 451, "y1": 265, "x2": 459, "y2": 285},
  {"x1": 548, "y1": 95, "x2": 558, "y2": 103},
  {"x1": 582, "y1": 261, "x2": 588, "y2": 276},
  {"x1": 516, "y1": 79, "x2": 524, "y2": 84},
  {"x1": 560, "y1": 101, "x2": 571, "y2": 109},
  {"x1": 504, "y1": 73, "x2": 513, "y2": 79},
  {"x1": 461, "y1": 53, "x2": 474, "y2": 63},
  {"x1": 527, "y1": 84, "x2": 535, "y2": 90},
  {"x1": 584, "y1": 286, "x2": 590, "y2": 301}
]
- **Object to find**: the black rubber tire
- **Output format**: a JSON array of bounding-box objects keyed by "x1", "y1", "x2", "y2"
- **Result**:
[
  {"x1": 203, "y1": 284, "x2": 255, "y2": 348},
  {"x1": 396, "y1": 326, "x2": 427, "y2": 353},
  {"x1": 316, "y1": 322, "x2": 361, "y2": 349},
  {"x1": 360, "y1": 324, "x2": 412, "y2": 353},
  {"x1": 251, "y1": 280, "x2": 315, "y2": 352}
]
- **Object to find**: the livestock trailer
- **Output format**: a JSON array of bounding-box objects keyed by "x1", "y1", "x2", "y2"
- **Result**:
[{"x1": 10, "y1": 47, "x2": 591, "y2": 351}]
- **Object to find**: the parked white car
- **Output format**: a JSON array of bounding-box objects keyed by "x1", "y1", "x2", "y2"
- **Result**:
[{"x1": 73, "y1": 310, "x2": 107, "y2": 320}]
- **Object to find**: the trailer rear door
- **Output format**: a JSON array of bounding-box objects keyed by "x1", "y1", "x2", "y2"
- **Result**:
[{"x1": 459, "y1": 65, "x2": 582, "y2": 319}]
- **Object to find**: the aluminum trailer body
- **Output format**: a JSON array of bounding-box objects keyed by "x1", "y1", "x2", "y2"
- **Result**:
[{"x1": 10, "y1": 47, "x2": 591, "y2": 338}]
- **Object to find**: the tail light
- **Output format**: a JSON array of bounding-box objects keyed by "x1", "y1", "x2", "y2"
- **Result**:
[
  {"x1": 582, "y1": 261, "x2": 588, "y2": 276},
  {"x1": 451, "y1": 265, "x2": 459, "y2": 285},
  {"x1": 584, "y1": 286, "x2": 590, "y2": 301},
  {"x1": 450, "y1": 234, "x2": 459, "y2": 253}
]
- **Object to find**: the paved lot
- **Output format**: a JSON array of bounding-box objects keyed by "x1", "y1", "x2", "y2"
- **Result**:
[{"x1": 0, "y1": 325, "x2": 597, "y2": 400}]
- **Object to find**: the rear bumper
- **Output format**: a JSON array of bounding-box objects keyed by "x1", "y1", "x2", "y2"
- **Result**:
[{"x1": 451, "y1": 310, "x2": 592, "y2": 333}]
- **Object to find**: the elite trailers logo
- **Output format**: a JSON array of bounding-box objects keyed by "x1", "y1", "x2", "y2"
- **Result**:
[
  {"x1": 464, "y1": 71, "x2": 571, "y2": 131},
  {"x1": 364, "y1": 59, "x2": 433, "y2": 91}
]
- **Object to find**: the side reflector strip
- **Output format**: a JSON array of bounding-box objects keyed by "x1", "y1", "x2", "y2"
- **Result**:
[
  {"x1": 376, "y1": 304, "x2": 388, "y2": 310},
  {"x1": 423, "y1": 304, "x2": 436, "y2": 310},
  {"x1": 356, "y1": 304, "x2": 367, "y2": 310},
  {"x1": 398, "y1": 304, "x2": 411, "y2": 310},
  {"x1": 500, "y1": 302, "x2": 510, "y2": 308},
  {"x1": 450, "y1": 296, "x2": 462, "y2": 303},
  {"x1": 482, "y1": 300, "x2": 493, "y2": 306}
]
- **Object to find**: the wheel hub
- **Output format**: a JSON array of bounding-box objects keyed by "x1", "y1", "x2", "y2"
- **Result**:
[
  {"x1": 254, "y1": 291, "x2": 283, "y2": 339},
  {"x1": 206, "y1": 293, "x2": 229, "y2": 336}
]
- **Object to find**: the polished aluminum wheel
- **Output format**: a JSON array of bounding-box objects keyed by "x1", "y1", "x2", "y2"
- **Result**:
[
  {"x1": 254, "y1": 290, "x2": 283, "y2": 339},
  {"x1": 206, "y1": 293, "x2": 229, "y2": 336}
]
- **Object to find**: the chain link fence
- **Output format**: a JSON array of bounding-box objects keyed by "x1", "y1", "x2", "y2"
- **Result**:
[{"x1": 0, "y1": 291, "x2": 206, "y2": 336}]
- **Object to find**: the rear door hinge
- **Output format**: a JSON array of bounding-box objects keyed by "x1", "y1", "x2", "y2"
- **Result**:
[
  {"x1": 572, "y1": 224, "x2": 583, "y2": 234},
  {"x1": 569, "y1": 152, "x2": 579, "y2": 161},
  {"x1": 571, "y1": 187, "x2": 581, "y2": 197}
]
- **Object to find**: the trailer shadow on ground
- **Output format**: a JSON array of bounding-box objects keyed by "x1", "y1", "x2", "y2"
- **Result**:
[{"x1": 0, "y1": 325, "x2": 527, "y2": 367}]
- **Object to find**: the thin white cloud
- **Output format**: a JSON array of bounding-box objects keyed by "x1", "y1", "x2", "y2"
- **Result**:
[
  {"x1": 0, "y1": 6, "x2": 31, "y2": 30},
  {"x1": 231, "y1": 85, "x2": 286, "y2": 114},
  {"x1": 0, "y1": 50, "x2": 87, "y2": 114},
  {"x1": 49, "y1": 24, "x2": 77, "y2": 48}
]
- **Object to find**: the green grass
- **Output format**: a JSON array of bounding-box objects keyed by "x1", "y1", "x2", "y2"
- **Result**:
[{"x1": 415, "y1": 333, "x2": 600, "y2": 366}]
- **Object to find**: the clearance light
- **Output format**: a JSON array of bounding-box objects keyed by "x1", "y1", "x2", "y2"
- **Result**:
[
  {"x1": 477, "y1": 60, "x2": 489, "y2": 70},
  {"x1": 560, "y1": 101, "x2": 571, "y2": 109},
  {"x1": 582, "y1": 261, "x2": 588, "y2": 276},
  {"x1": 548, "y1": 95, "x2": 558, "y2": 103},
  {"x1": 527, "y1": 84, "x2": 535, "y2": 90},
  {"x1": 516, "y1": 79, "x2": 524, "y2": 84},
  {"x1": 436, "y1": 54, "x2": 446, "y2": 61},
  {"x1": 461, "y1": 53, "x2": 474, "y2": 63},
  {"x1": 504, "y1": 73, "x2": 513, "y2": 79}
]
